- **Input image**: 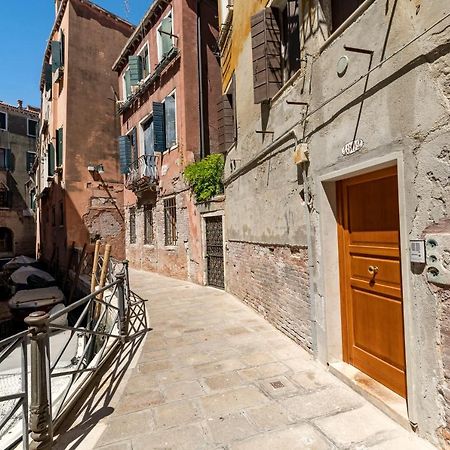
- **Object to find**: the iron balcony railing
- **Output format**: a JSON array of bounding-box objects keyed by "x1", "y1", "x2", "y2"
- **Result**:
[
  {"x1": 0, "y1": 261, "x2": 149, "y2": 449},
  {"x1": 126, "y1": 154, "x2": 158, "y2": 191}
]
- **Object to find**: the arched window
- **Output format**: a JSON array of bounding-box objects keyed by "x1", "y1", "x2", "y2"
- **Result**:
[{"x1": 0, "y1": 228, "x2": 13, "y2": 253}]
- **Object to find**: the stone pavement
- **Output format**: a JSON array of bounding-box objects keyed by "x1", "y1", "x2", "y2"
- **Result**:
[{"x1": 74, "y1": 270, "x2": 436, "y2": 449}]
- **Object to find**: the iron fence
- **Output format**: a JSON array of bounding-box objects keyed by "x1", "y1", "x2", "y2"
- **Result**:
[{"x1": 125, "y1": 154, "x2": 158, "y2": 190}]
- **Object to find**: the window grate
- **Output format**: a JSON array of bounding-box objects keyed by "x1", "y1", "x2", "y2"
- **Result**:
[
  {"x1": 144, "y1": 204, "x2": 154, "y2": 245},
  {"x1": 129, "y1": 207, "x2": 136, "y2": 244},
  {"x1": 164, "y1": 197, "x2": 177, "y2": 246}
]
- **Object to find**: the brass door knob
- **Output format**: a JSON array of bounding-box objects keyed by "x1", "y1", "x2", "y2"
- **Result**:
[{"x1": 368, "y1": 265, "x2": 379, "y2": 276}]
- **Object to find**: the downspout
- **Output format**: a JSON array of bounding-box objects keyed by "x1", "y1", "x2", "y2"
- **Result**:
[{"x1": 197, "y1": 0, "x2": 206, "y2": 159}]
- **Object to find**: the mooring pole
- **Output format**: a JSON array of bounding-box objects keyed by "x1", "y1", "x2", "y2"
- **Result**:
[{"x1": 25, "y1": 311, "x2": 53, "y2": 449}]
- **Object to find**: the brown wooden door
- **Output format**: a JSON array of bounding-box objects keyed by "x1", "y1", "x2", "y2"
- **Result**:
[{"x1": 337, "y1": 167, "x2": 407, "y2": 397}]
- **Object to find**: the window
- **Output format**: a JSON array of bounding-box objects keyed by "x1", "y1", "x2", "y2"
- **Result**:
[
  {"x1": 27, "y1": 119, "x2": 38, "y2": 137},
  {"x1": 123, "y1": 67, "x2": 131, "y2": 100},
  {"x1": 0, "y1": 184, "x2": 10, "y2": 208},
  {"x1": 144, "y1": 204, "x2": 154, "y2": 244},
  {"x1": 129, "y1": 207, "x2": 136, "y2": 244},
  {"x1": 164, "y1": 92, "x2": 176, "y2": 149},
  {"x1": 0, "y1": 112, "x2": 7, "y2": 130},
  {"x1": 164, "y1": 197, "x2": 177, "y2": 246},
  {"x1": 129, "y1": 127, "x2": 138, "y2": 163},
  {"x1": 157, "y1": 11, "x2": 174, "y2": 62},
  {"x1": 138, "y1": 44, "x2": 150, "y2": 80},
  {"x1": 56, "y1": 127, "x2": 63, "y2": 166},
  {"x1": 26, "y1": 152, "x2": 35, "y2": 172},
  {"x1": 152, "y1": 92, "x2": 177, "y2": 152},
  {"x1": 0, "y1": 148, "x2": 12, "y2": 171},
  {"x1": 48, "y1": 143, "x2": 55, "y2": 176},
  {"x1": 331, "y1": 0, "x2": 365, "y2": 31},
  {"x1": 217, "y1": 75, "x2": 237, "y2": 153},
  {"x1": 0, "y1": 228, "x2": 13, "y2": 253}
]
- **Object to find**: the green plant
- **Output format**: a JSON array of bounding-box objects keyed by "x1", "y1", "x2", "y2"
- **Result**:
[{"x1": 184, "y1": 154, "x2": 225, "y2": 202}]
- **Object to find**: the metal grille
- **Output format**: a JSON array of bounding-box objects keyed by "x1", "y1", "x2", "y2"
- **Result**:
[
  {"x1": 164, "y1": 197, "x2": 177, "y2": 246},
  {"x1": 144, "y1": 204, "x2": 154, "y2": 245},
  {"x1": 206, "y1": 216, "x2": 224, "y2": 289},
  {"x1": 129, "y1": 207, "x2": 136, "y2": 244}
]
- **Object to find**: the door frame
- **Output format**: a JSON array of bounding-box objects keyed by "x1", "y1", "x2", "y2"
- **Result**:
[
  {"x1": 201, "y1": 211, "x2": 226, "y2": 289},
  {"x1": 315, "y1": 152, "x2": 418, "y2": 423}
]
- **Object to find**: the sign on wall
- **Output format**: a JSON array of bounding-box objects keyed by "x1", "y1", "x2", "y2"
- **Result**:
[{"x1": 342, "y1": 138, "x2": 364, "y2": 156}]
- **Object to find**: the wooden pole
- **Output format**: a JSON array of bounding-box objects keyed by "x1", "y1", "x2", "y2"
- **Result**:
[
  {"x1": 90, "y1": 240, "x2": 101, "y2": 294},
  {"x1": 94, "y1": 244, "x2": 111, "y2": 320}
]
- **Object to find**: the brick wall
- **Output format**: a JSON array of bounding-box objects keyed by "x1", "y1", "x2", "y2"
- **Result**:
[
  {"x1": 226, "y1": 241, "x2": 312, "y2": 351},
  {"x1": 440, "y1": 288, "x2": 450, "y2": 445}
]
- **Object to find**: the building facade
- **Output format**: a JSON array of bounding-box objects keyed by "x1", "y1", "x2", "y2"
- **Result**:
[
  {"x1": 114, "y1": 0, "x2": 222, "y2": 284},
  {"x1": 35, "y1": 0, "x2": 134, "y2": 270},
  {"x1": 0, "y1": 101, "x2": 39, "y2": 259},
  {"x1": 219, "y1": 0, "x2": 450, "y2": 446}
]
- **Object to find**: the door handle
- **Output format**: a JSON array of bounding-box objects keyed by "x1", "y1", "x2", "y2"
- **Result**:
[{"x1": 368, "y1": 265, "x2": 379, "y2": 276}]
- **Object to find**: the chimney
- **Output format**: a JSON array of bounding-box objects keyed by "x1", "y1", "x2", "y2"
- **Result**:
[{"x1": 17, "y1": 99, "x2": 23, "y2": 109}]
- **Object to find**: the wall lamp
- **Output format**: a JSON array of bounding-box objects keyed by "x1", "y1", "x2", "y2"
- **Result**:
[{"x1": 87, "y1": 164, "x2": 104, "y2": 174}]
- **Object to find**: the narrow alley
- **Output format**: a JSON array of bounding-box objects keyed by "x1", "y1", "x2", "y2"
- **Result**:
[{"x1": 56, "y1": 270, "x2": 434, "y2": 450}]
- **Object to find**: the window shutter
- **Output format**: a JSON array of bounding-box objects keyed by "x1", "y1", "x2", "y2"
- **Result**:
[
  {"x1": 251, "y1": 8, "x2": 282, "y2": 104},
  {"x1": 56, "y1": 128, "x2": 63, "y2": 166},
  {"x1": 153, "y1": 102, "x2": 166, "y2": 152},
  {"x1": 160, "y1": 15, "x2": 174, "y2": 56},
  {"x1": 45, "y1": 63, "x2": 52, "y2": 91},
  {"x1": 118, "y1": 135, "x2": 132, "y2": 174},
  {"x1": 217, "y1": 92, "x2": 235, "y2": 153},
  {"x1": 4, "y1": 149, "x2": 12, "y2": 171},
  {"x1": 125, "y1": 70, "x2": 132, "y2": 98},
  {"x1": 51, "y1": 40, "x2": 62, "y2": 73},
  {"x1": 26, "y1": 152, "x2": 35, "y2": 172},
  {"x1": 164, "y1": 95, "x2": 176, "y2": 149},
  {"x1": 128, "y1": 55, "x2": 143, "y2": 86},
  {"x1": 48, "y1": 143, "x2": 55, "y2": 176}
]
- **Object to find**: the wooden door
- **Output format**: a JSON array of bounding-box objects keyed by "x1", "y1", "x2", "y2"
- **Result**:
[{"x1": 337, "y1": 167, "x2": 407, "y2": 397}]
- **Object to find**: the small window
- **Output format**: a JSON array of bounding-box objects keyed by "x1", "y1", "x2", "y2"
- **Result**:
[
  {"x1": 157, "y1": 11, "x2": 174, "y2": 62},
  {"x1": 27, "y1": 119, "x2": 38, "y2": 137},
  {"x1": 0, "y1": 148, "x2": 11, "y2": 171},
  {"x1": 129, "y1": 207, "x2": 136, "y2": 244},
  {"x1": 164, "y1": 197, "x2": 177, "y2": 246},
  {"x1": 26, "y1": 152, "x2": 35, "y2": 172},
  {"x1": 138, "y1": 44, "x2": 150, "y2": 79},
  {"x1": 331, "y1": 0, "x2": 365, "y2": 31},
  {"x1": 0, "y1": 228, "x2": 13, "y2": 253},
  {"x1": 0, "y1": 112, "x2": 7, "y2": 131},
  {"x1": 0, "y1": 186, "x2": 9, "y2": 208},
  {"x1": 144, "y1": 204, "x2": 154, "y2": 245}
]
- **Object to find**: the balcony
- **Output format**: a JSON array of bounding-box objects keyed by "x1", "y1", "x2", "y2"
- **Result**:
[{"x1": 125, "y1": 154, "x2": 158, "y2": 193}]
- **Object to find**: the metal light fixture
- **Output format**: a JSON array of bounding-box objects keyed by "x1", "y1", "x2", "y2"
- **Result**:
[{"x1": 87, "y1": 164, "x2": 104, "y2": 174}]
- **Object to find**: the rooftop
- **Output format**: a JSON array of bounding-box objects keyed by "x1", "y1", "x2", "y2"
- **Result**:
[{"x1": 0, "y1": 100, "x2": 40, "y2": 117}]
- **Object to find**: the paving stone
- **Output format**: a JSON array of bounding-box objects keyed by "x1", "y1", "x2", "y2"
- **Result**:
[
  {"x1": 238, "y1": 362, "x2": 290, "y2": 382},
  {"x1": 153, "y1": 399, "x2": 201, "y2": 428},
  {"x1": 204, "y1": 371, "x2": 245, "y2": 391},
  {"x1": 114, "y1": 390, "x2": 165, "y2": 415},
  {"x1": 290, "y1": 369, "x2": 337, "y2": 392},
  {"x1": 131, "y1": 424, "x2": 209, "y2": 450},
  {"x1": 207, "y1": 412, "x2": 257, "y2": 445},
  {"x1": 281, "y1": 386, "x2": 363, "y2": 420},
  {"x1": 363, "y1": 434, "x2": 437, "y2": 449},
  {"x1": 258, "y1": 375, "x2": 302, "y2": 399},
  {"x1": 194, "y1": 358, "x2": 247, "y2": 376},
  {"x1": 123, "y1": 374, "x2": 159, "y2": 395},
  {"x1": 156, "y1": 366, "x2": 199, "y2": 385},
  {"x1": 96, "y1": 441, "x2": 132, "y2": 450},
  {"x1": 98, "y1": 410, "x2": 154, "y2": 445},
  {"x1": 313, "y1": 404, "x2": 402, "y2": 447},
  {"x1": 200, "y1": 386, "x2": 269, "y2": 417},
  {"x1": 137, "y1": 359, "x2": 172, "y2": 375},
  {"x1": 162, "y1": 380, "x2": 205, "y2": 402},
  {"x1": 241, "y1": 351, "x2": 277, "y2": 367},
  {"x1": 229, "y1": 424, "x2": 333, "y2": 450},
  {"x1": 245, "y1": 403, "x2": 293, "y2": 431}
]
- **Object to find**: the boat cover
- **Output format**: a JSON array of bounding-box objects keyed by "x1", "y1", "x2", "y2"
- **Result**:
[
  {"x1": 10, "y1": 266, "x2": 55, "y2": 285},
  {"x1": 9, "y1": 287, "x2": 65, "y2": 310}
]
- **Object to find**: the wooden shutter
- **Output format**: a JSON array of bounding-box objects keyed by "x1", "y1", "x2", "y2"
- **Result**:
[
  {"x1": 164, "y1": 95, "x2": 176, "y2": 149},
  {"x1": 48, "y1": 144, "x2": 55, "y2": 176},
  {"x1": 118, "y1": 136, "x2": 132, "y2": 174},
  {"x1": 153, "y1": 102, "x2": 166, "y2": 152},
  {"x1": 45, "y1": 63, "x2": 52, "y2": 91},
  {"x1": 251, "y1": 8, "x2": 282, "y2": 104},
  {"x1": 217, "y1": 94, "x2": 234, "y2": 153},
  {"x1": 125, "y1": 70, "x2": 131, "y2": 98},
  {"x1": 128, "y1": 55, "x2": 143, "y2": 86},
  {"x1": 131, "y1": 127, "x2": 138, "y2": 162},
  {"x1": 51, "y1": 41, "x2": 62, "y2": 73},
  {"x1": 56, "y1": 128, "x2": 63, "y2": 166}
]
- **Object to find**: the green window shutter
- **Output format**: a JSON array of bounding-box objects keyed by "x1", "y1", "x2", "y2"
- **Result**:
[
  {"x1": 48, "y1": 143, "x2": 55, "y2": 176},
  {"x1": 56, "y1": 128, "x2": 63, "y2": 166},
  {"x1": 160, "y1": 15, "x2": 173, "y2": 57},
  {"x1": 4, "y1": 149, "x2": 12, "y2": 171},
  {"x1": 45, "y1": 63, "x2": 52, "y2": 91},
  {"x1": 131, "y1": 127, "x2": 138, "y2": 162},
  {"x1": 124, "y1": 70, "x2": 131, "y2": 98},
  {"x1": 51, "y1": 40, "x2": 62, "y2": 73},
  {"x1": 118, "y1": 136, "x2": 132, "y2": 174},
  {"x1": 153, "y1": 102, "x2": 166, "y2": 152},
  {"x1": 128, "y1": 55, "x2": 143, "y2": 86},
  {"x1": 164, "y1": 95, "x2": 176, "y2": 149}
]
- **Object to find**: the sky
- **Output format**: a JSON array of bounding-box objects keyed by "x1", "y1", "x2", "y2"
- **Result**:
[{"x1": 0, "y1": 1, "x2": 152, "y2": 108}]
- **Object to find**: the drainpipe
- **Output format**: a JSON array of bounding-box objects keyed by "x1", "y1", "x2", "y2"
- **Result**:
[{"x1": 197, "y1": 0, "x2": 206, "y2": 159}]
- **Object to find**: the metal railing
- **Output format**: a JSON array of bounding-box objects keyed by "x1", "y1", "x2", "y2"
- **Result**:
[
  {"x1": 126, "y1": 155, "x2": 158, "y2": 190},
  {"x1": 0, "y1": 261, "x2": 148, "y2": 449}
]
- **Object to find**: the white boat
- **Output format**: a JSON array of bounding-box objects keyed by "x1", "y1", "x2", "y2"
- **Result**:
[{"x1": 8, "y1": 286, "x2": 65, "y2": 312}]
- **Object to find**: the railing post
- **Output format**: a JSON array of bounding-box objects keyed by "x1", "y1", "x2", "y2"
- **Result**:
[
  {"x1": 123, "y1": 259, "x2": 130, "y2": 298},
  {"x1": 25, "y1": 311, "x2": 52, "y2": 450},
  {"x1": 116, "y1": 272, "x2": 127, "y2": 341}
]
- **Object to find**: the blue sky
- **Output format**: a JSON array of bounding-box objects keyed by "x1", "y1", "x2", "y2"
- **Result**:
[{"x1": 0, "y1": 1, "x2": 151, "y2": 108}]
